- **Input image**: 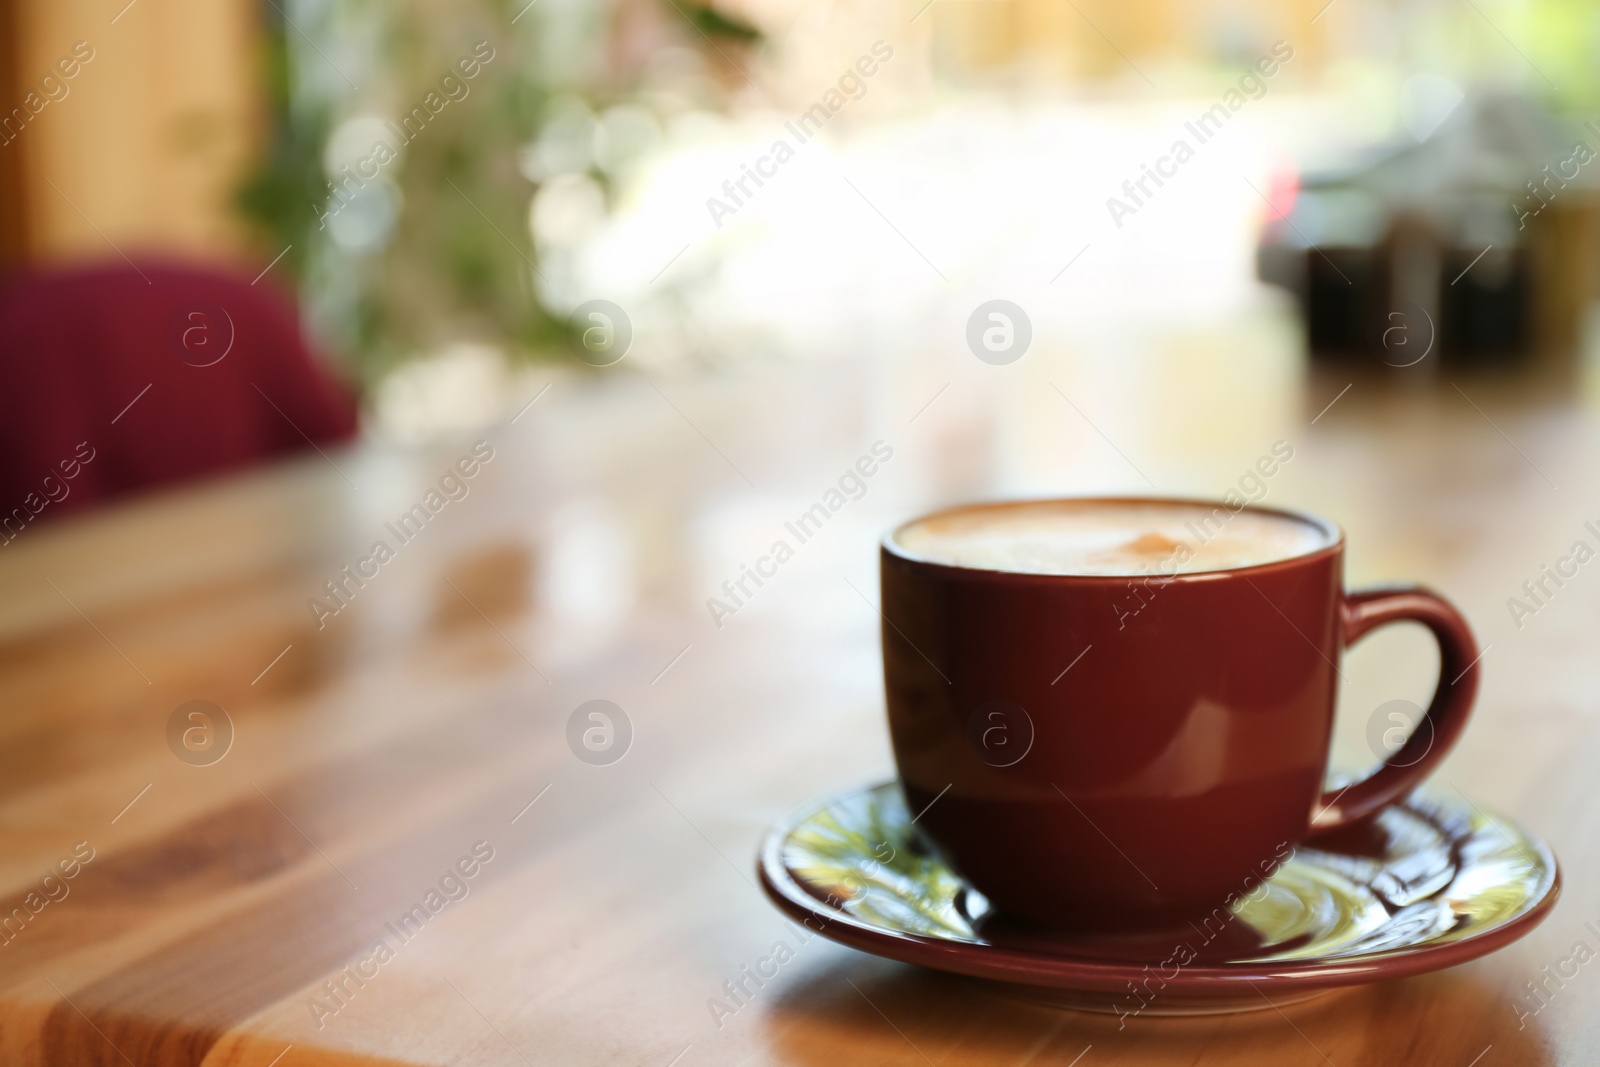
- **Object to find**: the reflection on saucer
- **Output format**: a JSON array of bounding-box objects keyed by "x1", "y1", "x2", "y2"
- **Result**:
[{"x1": 759, "y1": 781, "x2": 1559, "y2": 1016}]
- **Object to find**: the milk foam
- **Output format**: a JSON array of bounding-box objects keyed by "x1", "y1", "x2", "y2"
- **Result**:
[{"x1": 892, "y1": 501, "x2": 1332, "y2": 576}]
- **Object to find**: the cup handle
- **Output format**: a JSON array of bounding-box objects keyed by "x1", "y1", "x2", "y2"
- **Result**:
[{"x1": 1308, "y1": 587, "x2": 1481, "y2": 834}]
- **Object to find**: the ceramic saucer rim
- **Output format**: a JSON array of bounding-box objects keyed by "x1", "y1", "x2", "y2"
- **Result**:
[{"x1": 757, "y1": 780, "x2": 1562, "y2": 996}]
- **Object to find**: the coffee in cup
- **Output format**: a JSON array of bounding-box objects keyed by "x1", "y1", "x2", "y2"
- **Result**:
[{"x1": 893, "y1": 498, "x2": 1331, "y2": 577}]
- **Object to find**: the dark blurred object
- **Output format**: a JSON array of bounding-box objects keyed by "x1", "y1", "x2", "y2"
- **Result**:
[
  {"x1": 678, "y1": 2, "x2": 763, "y2": 43},
  {"x1": 1258, "y1": 93, "x2": 1600, "y2": 370},
  {"x1": 0, "y1": 260, "x2": 356, "y2": 534}
]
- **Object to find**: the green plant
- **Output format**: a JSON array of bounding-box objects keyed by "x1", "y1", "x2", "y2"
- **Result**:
[{"x1": 236, "y1": 0, "x2": 759, "y2": 391}]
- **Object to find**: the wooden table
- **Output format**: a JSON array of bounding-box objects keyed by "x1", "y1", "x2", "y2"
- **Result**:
[{"x1": 0, "y1": 354, "x2": 1593, "y2": 1066}]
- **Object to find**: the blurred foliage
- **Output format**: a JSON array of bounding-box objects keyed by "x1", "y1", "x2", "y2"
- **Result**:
[
  {"x1": 680, "y1": 2, "x2": 762, "y2": 44},
  {"x1": 236, "y1": 0, "x2": 564, "y2": 389},
  {"x1": 235, "y1": 0, "x2": 758, "y2": 391},
  {"x1": 235, "y1": 18, "x2": 327, "y2": 286}
]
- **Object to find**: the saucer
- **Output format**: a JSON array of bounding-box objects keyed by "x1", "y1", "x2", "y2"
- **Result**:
[{"x1": 758, "y1": 781, "x2": 1559, "y2": 1016}]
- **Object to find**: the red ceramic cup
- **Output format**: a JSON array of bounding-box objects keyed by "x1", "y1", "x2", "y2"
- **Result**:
[{"x1": 880, "y1": 498, "x2": 1480, "y2": 929}]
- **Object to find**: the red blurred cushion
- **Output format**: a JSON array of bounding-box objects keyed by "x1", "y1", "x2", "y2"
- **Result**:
[{"x1": 0, "y1": 259, "x2": 357, "y2": 529}]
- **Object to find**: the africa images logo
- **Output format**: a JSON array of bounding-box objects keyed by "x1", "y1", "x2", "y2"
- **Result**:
[
  {"x1": 704, "y1": 41, "x2": 894, "y2": 229},
  {"x1": 1104, "y1": 40, "x2": 1294, "y2": 229}
]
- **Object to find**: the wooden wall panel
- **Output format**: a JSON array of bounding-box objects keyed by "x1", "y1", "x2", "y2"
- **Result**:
[{"x1": 7, "y1": 0, "x2": 262, "y2": 268}]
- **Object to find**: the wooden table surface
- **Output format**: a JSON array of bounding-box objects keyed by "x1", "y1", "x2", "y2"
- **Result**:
[{"x1": 1, "y1": 350, "x2": 1596, "y2": 1066}]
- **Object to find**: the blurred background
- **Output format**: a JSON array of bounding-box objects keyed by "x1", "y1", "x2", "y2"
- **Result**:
[
  {"x1": 4, "y1": 0, "x2": 1600, "y2": 832},
  {"x1": 6, "y1": 0, "x2": 1600, "y2": 417}
]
